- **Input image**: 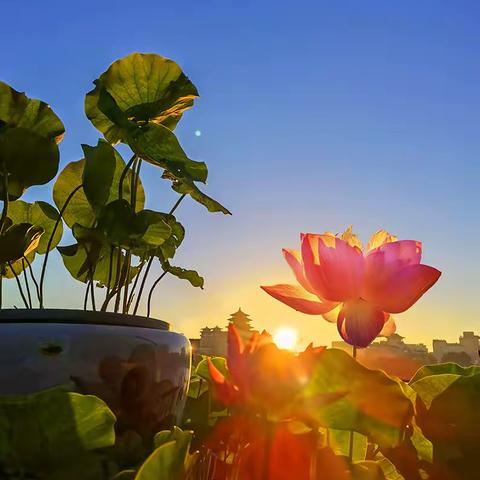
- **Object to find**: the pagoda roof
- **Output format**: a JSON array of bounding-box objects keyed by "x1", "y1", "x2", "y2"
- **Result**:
[
  {"x1": 229, "y1": 307, "x2": 250, "y2": 317},
  {"x1": 227, "y1": 307, "x2": 254, "y2": 330}
]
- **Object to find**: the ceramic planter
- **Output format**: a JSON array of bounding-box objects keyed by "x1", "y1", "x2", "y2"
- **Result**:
[{"x1": 0, "y1": 309, "x2": 191, "y2": 438}]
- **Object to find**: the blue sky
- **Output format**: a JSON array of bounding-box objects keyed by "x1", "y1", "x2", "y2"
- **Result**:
[{"x1": 1, "y1": 0, "x2": 479, "y2": 348}]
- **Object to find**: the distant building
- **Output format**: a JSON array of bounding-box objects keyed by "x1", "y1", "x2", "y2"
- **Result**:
[
  {"x1": 432, "y1": 331, "x2": 480, "y2": 365},
  {"x1": 332, "y1": 334, "x2": 436, "y2": 380},
  {"x1": 226, "y1": 308, "x2": 256, "y2": 343},
  {"x1": 190, "y1": 308, "x2": 258, "y2": 364},
  {"x1": 198, "y1": 326, "x2": 227, "y2": 358}
]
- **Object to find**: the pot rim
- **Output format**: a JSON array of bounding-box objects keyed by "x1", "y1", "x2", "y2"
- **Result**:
[{"x1": 0, "y1": 308, "x2": 169, "y2": 330}]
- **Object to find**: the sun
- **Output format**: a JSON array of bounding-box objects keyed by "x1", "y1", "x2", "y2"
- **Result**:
[{"x1": 273, "y1": 327, "x2": 298, "y2": 351}]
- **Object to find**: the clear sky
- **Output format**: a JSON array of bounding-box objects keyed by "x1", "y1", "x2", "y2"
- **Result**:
[{"x1": 1, "y1": 0, "x2": 479, "y2": 349}]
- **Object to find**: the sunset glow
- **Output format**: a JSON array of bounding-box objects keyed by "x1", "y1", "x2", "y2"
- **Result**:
[{"x1": 273, "y1": 326, "x2": 298, "y2": 351}]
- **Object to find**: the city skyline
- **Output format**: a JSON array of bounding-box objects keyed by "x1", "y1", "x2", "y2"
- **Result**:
[{"x1": 190, "y1": 306, "x2": 478, "y2": 354}]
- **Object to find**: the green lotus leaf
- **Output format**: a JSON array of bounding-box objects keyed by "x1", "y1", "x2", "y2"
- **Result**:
[
  {"x1": 58, "y1": 242, "x2": 138, "y2": 288},
  {"x1": 303, "y1": 349, "x2": 414, "y2": 448},
  {"x1": 69, "y1": 224, "x2": 140, "y2": 286},
  {"x1": 86, "y1": 83, "x2": 137, "y2": 144},
  {"x1": 163, "y1": 263, "x2": 204, "y2": 288},
  {"x1": 0, "y1": 80, "x2": 64, "y2": 143},
  {"x1": 350, "y1": 461, "x2": 386, "y2": 479},
  {"x1": 0, "y1": 223, "x2": 44, "y2": 264},
  {"x1": 373, "y1": 454, "x2": 405, "y2": 480},
  {"x1": 97, "y1": 200, "x2": 148, "y2": 247},
  {"x1": 410, "y1": 362, "x2": 480, "y2": 384},
  {"x1": 98, "y1": 202, "x2": 176, "y2": 251},
  {"x1": 186, "y1": 376, "x2": 209, "y2": 400},
  {"x1": 195, "y1": 356, "x2": 227, "y2": 382},
  {"x1": 170, "y1": 176, "x2": 231, "y2": 214},
  {"x1": 413, "y1": 372, "x2": 480, "y2": 477},
  {"x1": 82, "y1": 140, "x2": 117, "y2": 210},
  {"x1": 112, "y1": 471, "x2": 137, "y2": 480},
  {"x1": 85, "y1": 52, "x2": 198, "y2": 144},
  {"x1": 324, "y1": 429, "x2": 368, "y2": 463},
  {"x1": 135, "y1": 211, "x2": 172, "y2": 250},
  {"x1": 53, "y1": 150, "x2": 145, "y2": 229},
  {"x1": 410, "y1": 374, "x2": 460, "y2": 409},
  {"x1": 0, "y1": 82, "x2": 64, "y2": 200},
  {"x1": 135, "y1": 428, "x2": 194, "y2": 480},
  {"x1": 58, "y1": 242, "x2": 101, "y2": 285},
  {"x1": 376, "y1": 379, "x2": 433, "y2": 476},
  {"x1": 0, "y1": 127, "x2": 60, "y2": 198},
  {"x1": 133, "y1": 213, "x2": 184, "y2": 260},
  {"x1": 153, "y1": 214, "x2": 185, "y2": 260},
  {"x1": 1, "y1": 251, "x2": 36, "y2": 279},
  {"x1": 0, "y1": 387, "x2": 115, "y2": 474},
  {"x1": 127, "y1": 123, "x2": 207, "y2": 183},
  {"x1": 153, "y1": 426, "x2": 192, "y2": 450},
  {"x1": 7, "y1": 200, "x2": 63, "y2": 254},
  {"x1": 70, "y1": 224, "x2": 107, "y2": 278},
  {"x1": 0, "y1": 177, "x2": 24, "y2": 201},
  {"x1": 53, "y1": 159, "x2": 95, "y2": 228}
]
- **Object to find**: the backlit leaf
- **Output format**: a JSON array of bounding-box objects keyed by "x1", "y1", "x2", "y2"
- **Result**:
[
  {"x1": 82, "y1": 140, "x2": 117, "y2": 210},
  {"x1": 165, "y1": 264, "x2": 204, "y2": 288},
  {"x1": 128, "y1": 123, "x2": 207, "y2": 183},
  {"x1": 53, "y1": 151, "x2": 145, "y2": 229},
  {"x1": 0, "y1": 80, "x2": 64, "y2": 143},
  {"x1": 0, "y1": 387, "x2": 115, "y2": 474},
  {"x1": 135, "y1": 428, "x2": 193, "y2": 480},
  {"x1": 8, "y1": 200, "x2": 63, "y2": 254},
  {"x1": 171, "y1": 177, "x2": 231, "y2": 215},
  {"x1": 0, "y1": 127, "x2": 59, "y2": 197},
  {"x1": 410, "y1": 362, "x2": 480, "y2": 384},
  {"x1": 303, "y1": 349, "x2": 414, "y2": 448},
  {"x1": 85, "y1": 52, "x2": 198, "y2": 144},
  {"x1": 196, "y1": 356, "x2": 228, "y2": 381},
  {"x1": 0, "y1": 223, "x2": 44, "y2": 264}
]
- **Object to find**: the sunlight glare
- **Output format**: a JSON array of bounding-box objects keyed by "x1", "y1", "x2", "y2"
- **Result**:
[{"x1": 273, "y1": 327, "x2": 298, "y2": 351}]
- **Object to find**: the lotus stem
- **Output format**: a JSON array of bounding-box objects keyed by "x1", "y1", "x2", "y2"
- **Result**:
[
  {"x1": 131, "y1": 158, "x2": 142, "y2": 211},
  {"x1": 21, "y1": 259, "x2": 32, "y2": 308},
  {"x1": 132, "y1": 255, "x2": 154, "y2": 315},
  {"x1": 348, "y1": 345, "x2": 358, "y2": 462},
  {"x1": 169, "y1": 193, "x2": 186, "y2": 215},
  {"x1": 0, "y1": 163, "x2": 9, "y2": 233},
  {"x1": 83, "y1": 279, "x2": 90, "y2": 311},
  {"x1": 8, "y1": 262, "x2": 29, "y2": 309},
  {"x1": 113, "y1": 249, "x2": 124, "y2": 313},
  {"x1": 101, "y1": 247, "x2": 122, "y2": 312},
  {"x1": 24, "y1": 256, "x2": 40, "y2": 304},
  {"x1": 39, "y1": 183, "x2": 83, "y2": 308},
  {"x1": 89, "y1": 274, "x2": 96, "y2": 311},
  {"x1": 126, "y1": 260, "x2": 145, "y2": 312},
  {"x1": 0, "y1": 165, "x2": 8, "y2": 310},
  {"x1": 122, "y1": 250, "x2": 132, "y2": 313},
  {"x1": 146, "y1": 268, "x2": 168, "y2": 318},
  {"x1": 118, "y1": 153, "x2": 137, "y2": 201},
  {"x1": 105, "y1": 246, "x2": 114, "y2": 301}
]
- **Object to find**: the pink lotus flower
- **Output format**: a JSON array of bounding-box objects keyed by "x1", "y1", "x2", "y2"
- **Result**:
[{"x1": 261, "y1": 228, "x2": 441, "y2": 348}]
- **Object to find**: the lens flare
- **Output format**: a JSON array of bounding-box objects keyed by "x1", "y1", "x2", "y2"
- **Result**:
[{"x1": 273, "y1": 327, "x2": 298, "y2": 351}]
